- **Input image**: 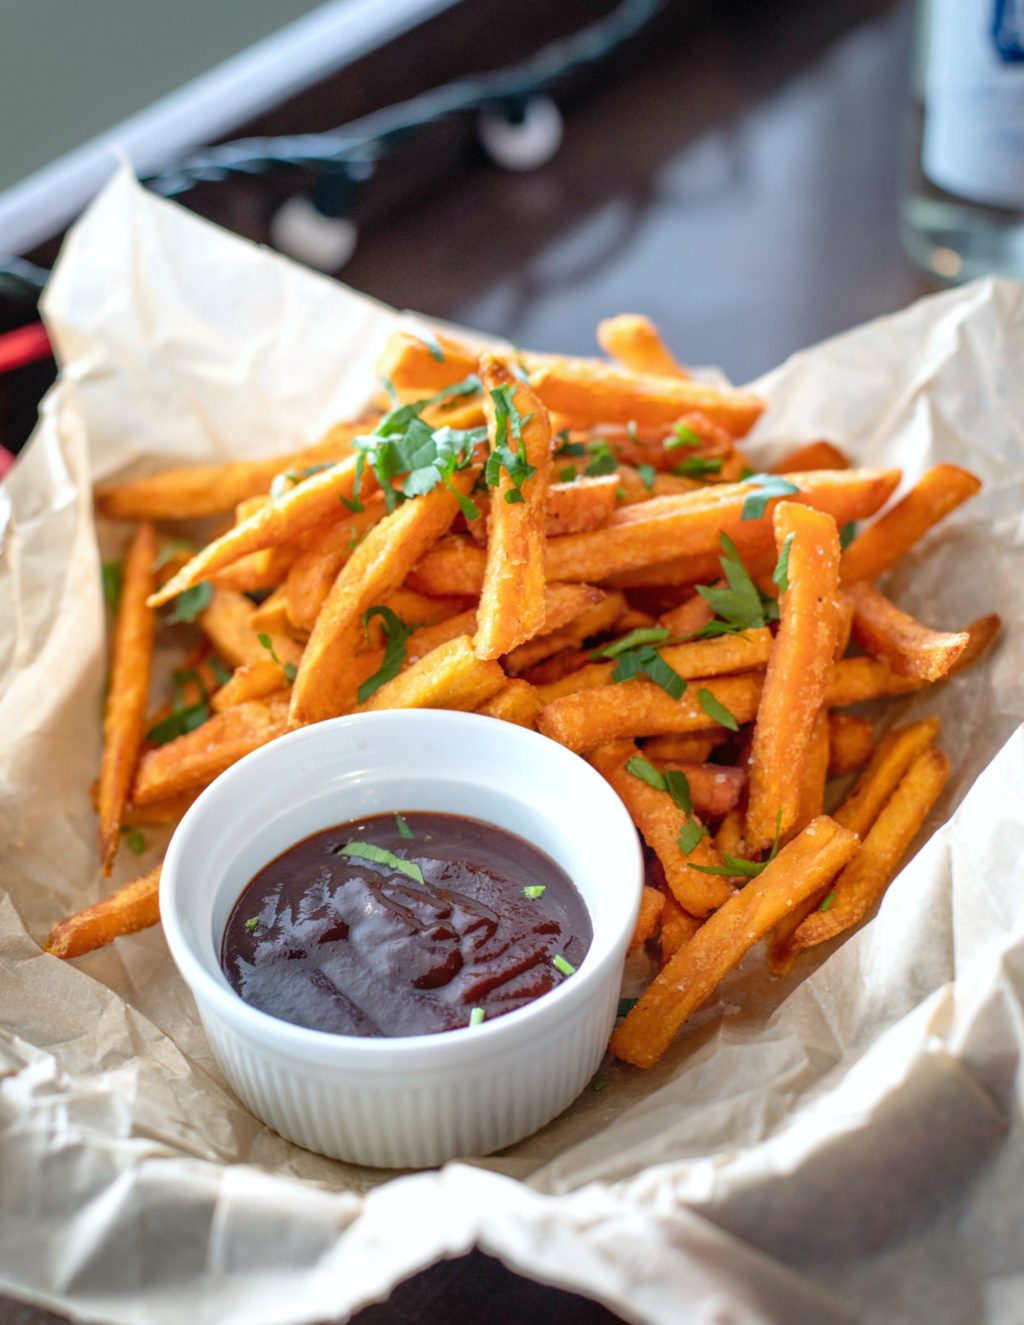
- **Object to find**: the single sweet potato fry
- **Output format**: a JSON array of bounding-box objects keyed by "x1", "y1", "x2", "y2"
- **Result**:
[
  {"x1": 642, "y1": 732, "x2": 725, "y2": 763},
  {"x1": 285, "y1": 496, "x2": 388, "y2": 630},
  {"x1": 714, "y1": 807, "x2": 748, "y2": 860},
  {"x1": 210, "y1": 542, "x2": 305, "y2": 594},
  {"x1": 504, "y1": 592, "x2": 625, "y2": 675},
  {"x1": 848, "y1": 581, "x2": 969, "y2": 681},
  {"x1": 359, "y1": 635, "x2": 505, "y2": 713},
  {"x1": 98, "y1": 522, "x2": 157, "y2": 875},
  {"x1": 132, "y1": 696, "x2": 288, "y2": 805},
  {"x1": 212, "y1": 659, "x2": 290, "y2": 712},
  {"x1": 610, "y1": 816, "x2": 859, "y2": 1067},
  {"x1": 248, "y1": 587, "x2": 295, "y2": 636},
  {"x1": 840, "y1": 464, "x2": 981, "y2": 585},
  {"x1": 522, "y1": 647, "x2": 594, "y2": 687},
  {"x1": 474, "y1": 357, "x2": 552, "y2": 659},
  {"x1": 45, "y1": 865, "x2": 163, "y2": 959},
  {"x1": 629, "y1": 887, "x2": 667, "y2": 954},
  {"x1": 545, "y1": 475, "x2": 620, "y2": 534},
  {"x1": 199, "y1": 588, "x2": 302, "y2": 670},
  {"x1": 291, "y1": 482, "x2": 468, "y2": 723},
  {"x1": 476, "y1": 679, "x2": 542, "y2": 728},
  {"x1": 832, "y1": 716, "x2": 940, "y2": 839},
  {"x1": 834, "y1": 591, "x2": 855, "y2": 658},
  {"x1": 591, "y1": 740, "x2": 731, "y2": 916},
  {"x1": 788, "y1": 746, "x2": 950, "y2": 954},
  {"x1": 792, "y1": 709, "x2": 831, "y2": 838},
  {"x1": 407, "y1": 535, "x2": 488, "y2": 597},
  {"x1": 772, "y1": 441, "x2": 850, "y2": 473},
  {"x1": 828, "y1": 713, "x2": 875, "y2": 775},
  {"x1": 746, "y1": 503, "x2": 841, "y2": 851},
  {"x1": 597, "y1": 314, "x2": 689, "y2": 379},
  {"x1": 658, "y1": 594, "x2": 715, "y2": 638},
  {"x1": 659, "y1": 893, "x2": 703, "y2": 964}
]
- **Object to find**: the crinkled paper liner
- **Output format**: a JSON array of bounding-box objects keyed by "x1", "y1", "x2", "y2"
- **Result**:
[{"x1": 1, "y1": 171, "x2": 1023, "y2": 1325}]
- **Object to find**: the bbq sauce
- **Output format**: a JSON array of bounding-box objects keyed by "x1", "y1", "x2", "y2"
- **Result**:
[{"x1": 221, "y1": 812, "x2": 592, "y2": 1038}]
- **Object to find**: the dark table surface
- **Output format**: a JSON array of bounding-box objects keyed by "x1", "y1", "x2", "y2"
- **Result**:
[{"x1": 3, "y1": 0, "x2": 927, "y2": 1320}]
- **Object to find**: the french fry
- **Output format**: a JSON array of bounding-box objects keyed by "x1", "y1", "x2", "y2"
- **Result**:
[
  {"x1": 658, "y1": 593, "x2": 714, "y2": 638},
  {"x1": 248, "y1": 586, "x2": 295, "y2": 636},
  {"x1": 212, "y1": 659, "x2": 290, "y2": 712},
  {"x1": 521, "y1": 647, "x2": 593, "y2": 686},
  {"x1": 98, "y1": 522, "x2": 157, "y2": 875},
  {"x1": 44, "y1": 865, "x2": 163, "y2": 959},
  {"x1": 788, "y1": 746, "x2": 950, "y2": 954},
  {"x1": 474, "y1": 356, "x2": 552, "y2": 659},
  {"x1": 772, "y1": 440, "x2": 850, "y2": 473},
  {"x1": 538, "y1": 674, "x2": 764, "y2": 753},
  {"x1": 659, "y1": 893, "x2": 702, "y2": 964},
  {"x1": 610, "y1": 816, "x2": 859, "y2": 1067},
  {"x1": 285, "y1": 495, "x2": 388, "y2": 630},
  {"x1": 544, "y1": 469, "x2": 900, "y2": 585},
  {"x1": 834, "y1": 591, "x2": 855, "y2": 658},
  {"x1": 359, "y1": 635, "x2": 505, "y2": 713},
  {"x1": 950, "y1": 613, "x2": 1001, "y2": 673},
  {"x1": 746, "y1": 503, "x2": 841, "y2": 851},
  {"x1": 826, "y1": 656, "x2": 923, "y2": 704},
  {"x1": 149, "y1": 453, "x2": 372, "y2": 607},
  {"x1": 476, "y1": 679, "x2": 542, "y2": 728},
  {"x1": 408, "y1": 586, "x2": 601, "y2": 666},
  {"x1": 629, "y1": 887, "x2": 666, "y2": 954},
  {"x1": 475, "y1": 475, "x2": 620, "y2": 537},
  {"x1": 840, "y1": 464, "x2": 981, "y2": 585},
  {"x1": 90, "y1": 780, "x2": 199, "y2": 828},
  {"x1": 832, "y1": 716, "x2": 941, "y2": 838},
  {"x1": 504, "y1": 592, "x2": 625, "y2": 675},
  {"x1": 406, "y1": 609, "x2": 478, "y2": 663},
  {"x1": 291, "y1": 482, "x2": 469, "y2": 723},
  {"x1": 198, "y1": 588, "x2": 302, "y2": 670},
  {"x1": 793, "y1": 709, "x2": 831, "y2": 837},
  {"x1": 133, "y1": 696, "x2": 289, "y2": 805},
  {"x1": 407, "y1": 535, "x2": 488, "y2": 597},
  {"x1": 642, "y1": 732, "x2": 725, "y2": 763},
  {"x1": 714, "y1": 807, "x2": 748, "y2": 860},
  {"x1": 656, "y1": 762, "x2": 746, "y2": 820},
  {"x1": 597, "y1": 314, "x2": 689, "y2": 379},
  {"x1": 590, "y1": 740, "x2": 731, "y2": 916},
  {"x1": 828, "y1": 713, "x2": 875, "y2": 775},
  {"x1": 94, "y1": 426, "x2": 359, "y2": 521},
  {"x1": 848, "y1": 581, "x2": 969, "y2": 681}
]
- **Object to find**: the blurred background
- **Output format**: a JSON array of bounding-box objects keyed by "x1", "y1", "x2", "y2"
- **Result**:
[{"x1": 1, "y1": 0, "x2": 1021, "y2": 1318}]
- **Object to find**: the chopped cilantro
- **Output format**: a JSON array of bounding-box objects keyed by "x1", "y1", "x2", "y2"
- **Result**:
[
  {"x1": 697, "y1": 687, "x2": 739, "y2": 731},
  {"x1": 672, "y1": 456, "x2": 723, "y2": 478},
  {"x1": 145, "y1": 667, "x2": 211, "y2": 745},
  {"x1": 637, "y1": 463, "x2": 657, "y2": 492},
  {"x1": 484, "y1": 383, "x2": 536, "y2": 504},
  {"x1": 678, "y1": 818, "x2": 708, "y2": 854},
  {"x1": 121, "y1": 827, "x2": 146, "y2": 855},
  {"x1": 357, "y1": 606, "x2": 412, "y2": 704},
  {"x1": 740, "y1": 473, "x2": 800, "y2": 521},
  {"x1": 335, "y1": 840, "x2": 425, "y2": 885},
  {"x1": 553, "y1": 431, "x2": 586, "y2": 458},
  {"x1": 616, "y1": 997, "x2": 638, "y2": 1018},
  {"x1": 153, "y1": 538, "x2": 196, "y2": 570},
  {"x1": 209, "y1": 657, "x2": 232, "y2": 688},
  {"x1": 772, "y1": 531, "x2": 796, "y2": 594},
  {"x1": 164, "y1": 581, "x2": 213, "y2": 625},
  {"x1": 691, "y1": 809, "x2": 782, "y2": 878},
  {"x1": 616, "y1": 486, "x2": 628, "y2": 501},
  {"x1": 594, "y1": 627, "x2": 672, "y2": 659},
  {"x1": 257, "y1": 632, "x2": 297, "y2": 684},
  {"x1": 553, "y1": 954, "x2": 576, "y2": 977},
  {"x1": 693, "y1": 534, "x2": 777, "y2": 638},
  {"x1": 839, "y1": 520, "x2": 857, "y2": 551},
  {"x1": 244, "y1": 917, "x2": 259, "y2": 932},
  {"x1": 819, "y1": 890, "x2": 837, "y2": 912},
  {"x1": 559, "y1": 465, "x2": 578, "y2": 483},
  {"x1": 523, "y1": 885, "x2": 546, "y2": 899},
  {"x1": 584, "y1": 440, "x2": 619, "y2": 477},
  {"x1": 418, "y1": 329, "x2": 445, "y2": 363},
  {"x1": 395, "y1": 813, "x2": 414, "y2": 840},
  {"x1": 101, "y1": 561, "x2": 123, "y2": 614},
  {"x1": 592, "y1": 1078, "x2": 610, "y2": 1093},
  {"x1": 469, "y1": 1007, "x2": 486, "y2": 1026},
  {"x1": 611, "y1": 644, "x2": 687, "y2": 700},
  {"x1": 667, "y1": 422, "x2": 702, "y2": 449}
]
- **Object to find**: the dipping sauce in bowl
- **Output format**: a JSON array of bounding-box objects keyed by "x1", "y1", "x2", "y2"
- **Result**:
[{"x1": 221, "y1": 811, "x2": 593, "y2": 1038}]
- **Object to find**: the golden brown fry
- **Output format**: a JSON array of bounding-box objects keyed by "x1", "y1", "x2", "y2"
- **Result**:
[
  {"x1": 657, "y1": 762, "x2": 746, "y2": 820},
  {"x1": 248, "y1": 586, "x2": 295, "y2": 636},
  {"x1": 591, "y1": 740, "x2": 731, "y2": 916},
  {"x1": 545, "y1": 468, "x2": 900, "y2": 585},
  {"x1": 98, "y1": 522, "x2": 157, "y2": 875},
  {"x1": 212, "y1": 659, "x2": 290, "y2": 712},
  {"x1": 538, "y1": 674, "x2": 763, "y2": 753},
  {"x1": 90, "y1": 779, "x2": 198, "y2": 827},
  {"x1": 521, "y1": 647, "x2": 594, "y2": 687},
  {"x1": 475, "y1": 475, "x2": 620, "y2": 537},
  {"x1": 133, "y1": 696, "x2": 288, "y2": 805},
  {"x1": 610, "y1": 816, "x2": 859, "y2": 1067},
  {"x1": 658, "y1": 593, "x2": 714, "y2": 638},
  {"x1": 834, "y1": 590, "x2": 855, "y2": 658},
  {"x1": 406, "y1": 609, "x2": 479, "y2": 663},
  {"x1": 44, "y1": 865, "x2": 163, "y2": 959},
  {"x1": 629, "y1": 887, "x2": 667, "y2": 954},
  {"x1": 950, "y1": 613, "x2": 1001, "y2": 673},
  {"x1": 291, "y1": 482, "x2": 468, "y2": 723},
  {"x1": 211, "y1": 543, "x2": 305, "y2": 595},
  {"x1": 788, "y1": 746, "x2": 950, "y2": 954},
  {"x1": 407, "y1": 535, "x2": 488, "y2": 597},
  {"x1": 792, "y1": 709, "x2": 831, "y2": 838},
  {"x1": 848, "y1": 581, "x2": 969, "y2": 681},
  {"x1": 474, "y1": 357, "x2": 552, "y2": 659},
  {"x1": 772, "y1": 440, "x2": 850, "y2": 473},
  {"x1": 359, "y1": 634, "x2": 505, "y2": 713},
  {"x1": 840, "y1": 464, "x2": 981, "y2": 585},
  {"x1": 285, "y1": 496, "x2": 388, "y2": 630},
  {"x1": 659, "y1": 893, "x2": 702, "y2": 964},
  {"x1": 746, "y1": 503, "x2": 841, "y2": 851},
  {"x1": 149, "y1": 453, "x2": 372, "y2": 607},
  {"x1": 504, "y1": 592, "x2": 625, "y2": 675},
  {"x1": 597, "y1": 314, "x2": 689, "y2": 379},
  {"x1": 827, "y1": 713, "x2": 875, "y2": 776},
  {"x1": 199, "y1": 588, "x2": 302, "y2": 670},
  {"x1": 826, "y1": 656, "x2": 923, "y2": 704},
  {"x1": 475, "y1": 678, "x2": 542, "y2": 728},
  {"x1": 832, "y1": 716, "x2": 941, "y2": 839},
  {"x1": 714, "y1": 807, "x2": 748, "y2": 860},
  {"x1": 643, "y1": 732, "x2": 725, "y2": 763}
]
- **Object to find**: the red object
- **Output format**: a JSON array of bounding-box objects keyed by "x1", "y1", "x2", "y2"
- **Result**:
[
  {"x1": 0, "y1": 322, "x2": 51, "y2": 374},
  {"x1": 0, "y1": 446, "x2": 13, "y2": 478}
]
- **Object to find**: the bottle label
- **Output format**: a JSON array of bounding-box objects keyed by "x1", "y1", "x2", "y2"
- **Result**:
[{"x1": 923, "y1": 0, "x2": 1024, "y2": 208}]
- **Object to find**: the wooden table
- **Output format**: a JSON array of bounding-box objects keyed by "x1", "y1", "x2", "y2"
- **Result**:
[{"x1": 2, "y1": 0, "x2": 925, "y2": 1320}]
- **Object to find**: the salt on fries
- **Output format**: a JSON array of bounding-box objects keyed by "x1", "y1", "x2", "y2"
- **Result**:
[{"x1": 47, "y1": 318, "x2": 998, "y2": 1070}]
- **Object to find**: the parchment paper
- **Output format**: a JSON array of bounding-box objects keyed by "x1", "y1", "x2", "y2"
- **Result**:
[{"x1": 2, "y1": 169, "x2": 1023, "y2": 1325}]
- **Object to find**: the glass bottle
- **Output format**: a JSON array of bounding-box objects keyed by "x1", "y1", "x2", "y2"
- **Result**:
[{"x1": 902, "y1": 0, "x2": 1024, "y2": 283}]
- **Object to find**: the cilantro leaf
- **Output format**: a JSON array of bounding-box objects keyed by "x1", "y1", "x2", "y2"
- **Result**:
[
  {"x1": 257, "y1": 632, "x2": 297, "y2": 684},
  {"x1": 101, "y1": 561, "x2": 123, "y2": 614},
  {"x1": 678, "y1": 818, "x2": 707, "y2": 854},
  {"x1": 625, "y1": 755, "x2": 666, "y2": 791},
  {"x1": 594, "y1": 627, "x2": 672, "y2": 659},
  {"x1": 667, "y1": 422, "x2": 702, "y2": 449},
  {"x1": 395, "y1": 813, "x2": 414, "y2": 840},
  {"x1": 357, "y1": 606, "x2": 412, "y2": 703},
  {"x1": 617, "y1": 997, "x2": 638, "y2": 1018},
  {"x1": 146, "y1": 667, "x2": 211, "y2": 745},
  {"x1": 663, "y1": 769, "x2": 694, "y2": 816},
  {"x1": 691, "y1": 808, "x2": 781, "y2": 878},
  {"x1": 695, "y1": 533, "x2": 766, "y2": 635},
  {"x1": 523, "y1": 885, "x2": 546, "y2": 899},
  {"x1": 335, "y1": 840, "x2": 424, "y2": 885},
  {"x1": 417, "y1": 328, "x2": 445, "y2": 363},
  {"x1": 839, "y1": 520, "x2": 857, "y2": 551},
  {"x1": 153, "y1": 538, "x2": 196, "y2": 571},
  {"x1": 626, "y1": 757, "x2": 693, "y2": 817},
  {"x1": 485, "y1": 383, "x2": 536, "y2": 503},
  {"x1": 637, "y1": 463, "x2": 657, "y2": 492},
  {"x1": 164, "y1": 581, "x2": 213, "y2": 625},
  {"x1": 673, "y1": 456, "x2": 723, "y2": 479},
  {"x1": 772, "y1": 531, "x2": 795, "y2": 594},
  {"x1": 121, "y1": 827, "x2": 146, "y2": 855},
  {"x1": 553, "y1": 954, "x2": 576, "y2": 977},
  {"x1": 697, "y1": 687, "x2": 739, "y2": 731},
  {"x1": 819, "y1": 890, "x2": 837, "y2": 912},
  {"x1": 559, "y1": 465, "x2": 578, "y2": 483},
  {"x1": 740, "y1": 474, "x2": 800, "y2": 521},
  {"x1": 584, "y1": 440, "x2": 618, "y2": 477},
  {"x1": 611, "y1": 644, "x2": 687, "y2": 699},
  {"x1": 553, "y1": 432, "x2": 586, "y2": 458}
]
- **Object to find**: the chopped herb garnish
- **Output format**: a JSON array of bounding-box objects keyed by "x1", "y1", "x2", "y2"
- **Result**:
[
  {"x1": 624, "y1": 756, "x2": 692, "y2": 811},
  {"x1": 101, "y1": 561, "x2": 123, "y2": 613},
  {"x1": 678, "y1": 818, "x2": 708, "y2": 854},
  {"x1": 819, "y1": 890, "x2": 837, "y2": 912},
  {"x1": 691, "y1": 809, "x2": 782, "y2": 879},
  {"x1": 584, "y1": 440, "x2": 619, "y2": 477},
  {"x1": 673, "y1": 456, "x2": 723, "y2": 478},
  {"x1": 637, "y1": 463, "x2": 657, "y2": 492},
  {"x1": 693, "y1": 533, "x2": 778, "y2": 638},
  {"x1": 740, "y1": 473, "x2": 800, "y2": 521},
  {"x1": 357, "y1": 606, "x2": 412, "y2": 704},
  {"x1": 469, "y1": 1007, "x2": 486, "y2": 1026},
  {"x1": 553, "y1": 953, "x2": 576, "y2": 977},
  {"x1": 611, "y1": 644, "x2": 687, "y2": 700},
  {"x1": 164, "y1": 581, "x2": 213, "y2": 625},
  {"x1": 617, "y1": 997, "x2": 638, "y2": 1018},
  {"x1": 553, "y1": 432, "x2": 586, "y2": 458},
  {"x1": 625, "y1": 754, "x2": 668, "y2": 792},
  {"x1": 153, "y1": 538, "x2": 196, "y2": 570},
  {"x1": 244, "y1": 917, "x2": 259, "y2": 932},
  {"x1": 594, "y1": 627, "x2": 672, "y2": 659},
  {"x1": 484, "y1": 383, "x2": 536, "y2": 504},
  {"x1": 395, "y1": 813, "x2": 414, "y2": 840},
  {"x1": 418, "y1": 328, "x2": 446, "y2": 363},
  {"x1": 270, "y1": 463, "x2": 336, "y2": 499},
  {"x1": 592, "y1": 1078, "x2": 610, "y2": 1093},
  {"x1": 839, "y1": 520, "x2": 857, "y2": 551},
  {"x1": 616, "y1": 486, "x2": 628, "y2": 501},
  {"x1": 739, "y1": 464, "x2": 755, "y2": 480},
  {"x1": 667, "y1": 422, "x2": 703, "y2": 449},
  {"x1": 697, "y1": 687, "x2": 739, "y2": 731},
  {"x1": 772, "y1": 531, "x2": 796, "y2": 594},
  {"x1": 257, "y1": 632, "x2": 297, "y2": 683},
  {"x1": 523, "y1": 885, "x2": 546, "y2": 899},
  {"x1": 381, "y1": 375, "x2": 399, "y2": 403},
  {"x1": 335, "y1": 840, "x2": 425, "y2": 886},
  {"x1": 121, "y1": 827, "x2": 146, "y2": 855},
  {"x1": 559, "y1": 465, "x2": 577, "y2": 483},
  {"x1": 209, "y1": 657, "x2": 232, "y2": 688},
  {"x1": 146, "y1": 667, "x2": 211, "y2": 745}
]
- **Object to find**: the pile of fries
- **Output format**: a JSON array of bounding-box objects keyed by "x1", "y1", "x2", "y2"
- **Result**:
[{"x1": 45, "y1": 314, "x2": 998, "y2": 1070}]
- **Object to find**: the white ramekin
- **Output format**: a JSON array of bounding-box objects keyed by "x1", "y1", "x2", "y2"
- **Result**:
[{"x1": 160, "y1": 710, "x2": 642, "y2": 1168}]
